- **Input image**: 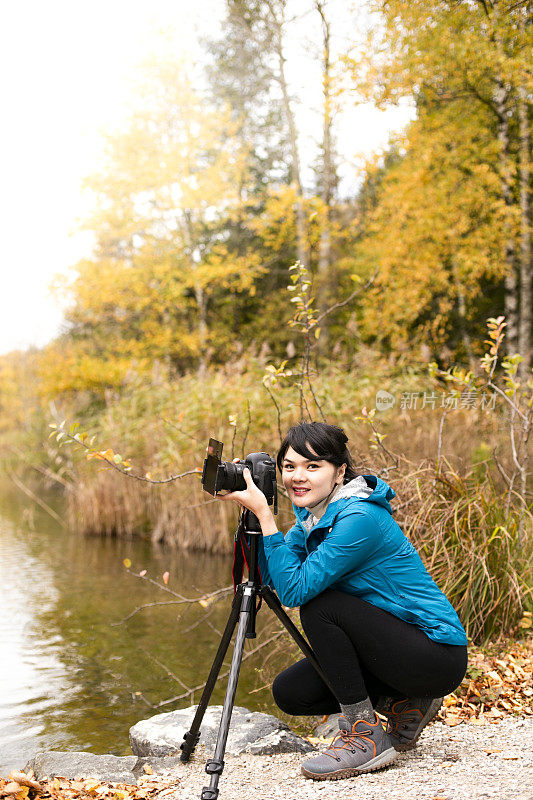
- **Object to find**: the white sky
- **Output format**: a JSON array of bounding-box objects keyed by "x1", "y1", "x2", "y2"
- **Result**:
[{"x1": 0, "y1": 0, "x2": 414, "y2": 356}]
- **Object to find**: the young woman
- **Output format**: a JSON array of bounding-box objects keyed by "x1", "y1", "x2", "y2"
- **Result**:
[{"x1": 221, "y1": 422, "x2": 467, "y2": 781}]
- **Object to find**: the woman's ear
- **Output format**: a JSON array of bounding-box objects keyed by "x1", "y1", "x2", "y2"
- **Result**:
[{"x1": 337, "y1": 464, "x2": 346, "y2": 484}]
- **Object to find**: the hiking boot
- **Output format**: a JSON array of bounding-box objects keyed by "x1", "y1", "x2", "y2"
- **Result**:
[
  {"x1": 301, "y1": 714, "x2": 397, "y2": 781},
  {"x1": 382, "y1": 697, "x2": 443, "y2": 751}
]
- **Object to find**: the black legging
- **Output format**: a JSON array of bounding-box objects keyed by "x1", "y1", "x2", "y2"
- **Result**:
[{"x1": 272, "y1": 589, "x2": 468, "y2": 716}]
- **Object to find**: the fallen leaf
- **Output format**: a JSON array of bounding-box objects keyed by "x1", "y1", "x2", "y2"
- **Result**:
[
  {"x1": 142, "y1": 766, "x2": 153, "y2": 776},
  {"x1": 162, "y1": 572, "x2": 169, "y2": 585},
  {"x1": 484, "y1": 749, "x2": 503, "y2": 754},
  {"x1": 444, "y1": 715, "x2": 463, "y2": 727},
  {"x1": 440, "y1": 761, "x2": 454, "y2": 768},
  {"x1": 9, "y1": 775, "x2": 42, "y2": 793},
  {"x1": 82, "y1": 780, "x2": 100, "y2": 795},
  {"x1": 0, "y1": 782, "x2": 22, "y2": 798}
]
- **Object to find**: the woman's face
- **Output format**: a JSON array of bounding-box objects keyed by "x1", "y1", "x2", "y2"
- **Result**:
[{"x1": 281, "y1": 446, "x2": 346, "y2": 508}]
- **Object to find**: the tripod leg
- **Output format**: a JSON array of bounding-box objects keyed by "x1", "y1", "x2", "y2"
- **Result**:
[
  {"x1": 261, "y1": 586, "x2": 336, "y2": 696},
  {"x1": 180, "y1": 586, "x2": 243, "y2": 763},
  {"x1": 201, "y1": 585, "x2": 254, "y2": 800}
]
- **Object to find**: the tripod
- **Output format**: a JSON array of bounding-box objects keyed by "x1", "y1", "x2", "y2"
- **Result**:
[{"x1": 179, "y1": 510, "x2": 335, "y2": 800}]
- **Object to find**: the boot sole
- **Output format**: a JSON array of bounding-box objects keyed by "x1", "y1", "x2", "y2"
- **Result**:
[
  {"x1": 301, "y1": 747, "x2": 398, "y2": 781},
  {"x1": 392, "y1": 698, "x2": 443, "y2": 752}
]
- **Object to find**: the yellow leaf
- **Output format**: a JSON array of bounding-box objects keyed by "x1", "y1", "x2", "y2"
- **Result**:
[
  {"x1": 123, "y1": 558, "x2": 132, "y2": 569},
  {"x1": 83, "y1": 780, "x2": 100, "y2": 794},
  {"x1": 162, "y1": 571, "x2": 170, "y2": 585},
  {"x1": 444, "y1": 714, "x2": 463, "y2": 726}
]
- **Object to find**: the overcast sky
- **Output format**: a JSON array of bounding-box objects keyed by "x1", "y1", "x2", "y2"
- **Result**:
[{"x1": 0, "y1": 0, "x2": 413, "y2": 356}]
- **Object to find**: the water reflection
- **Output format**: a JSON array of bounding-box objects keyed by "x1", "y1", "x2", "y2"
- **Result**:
[{"x1": 0, "y1": 492, "x2": 283, "y2": 775}]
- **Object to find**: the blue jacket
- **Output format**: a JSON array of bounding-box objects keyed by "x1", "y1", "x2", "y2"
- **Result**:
[{"x1": 259, "y1": 475, "x2": 467, "y2": 646}]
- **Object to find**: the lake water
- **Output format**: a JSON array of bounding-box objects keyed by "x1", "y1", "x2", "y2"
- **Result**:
[{"x1": 0, "y1": 490, "x2": 287, "y2": 775}]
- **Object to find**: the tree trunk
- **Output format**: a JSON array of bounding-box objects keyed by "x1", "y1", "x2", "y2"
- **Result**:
[
  {"x1": 494, "y1": 80, "x2": 519, "y2": 354},
  {"x1": 517, "y1": 39, "x2": 531, "y2": 380},
  {"x1": 194, "y1": 282, "x2": 208, "y2": 378},
  {"x1": 183, "y1": 210, "x2": 208, "y2": 376},
  {"x1": 316, "y1": 1, "x2": 334, "y2": 341},
  {"x1": 452, "y1": 260, "x2": 475, "y2": 369},
  {"x1": 268, "y1": 1, "x2": 308, "y2": 267}
]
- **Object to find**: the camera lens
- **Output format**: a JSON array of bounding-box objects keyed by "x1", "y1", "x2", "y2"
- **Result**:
[{"x1": 220, "y1": 461, "x2": 247, "y2": 492}]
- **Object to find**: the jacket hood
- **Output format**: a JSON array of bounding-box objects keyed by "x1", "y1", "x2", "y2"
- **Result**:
[{"x1": 293, "y1": 475, "x2": 396, "y2": 531}]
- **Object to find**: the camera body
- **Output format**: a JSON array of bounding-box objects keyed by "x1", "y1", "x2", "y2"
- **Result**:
[{"x1": 202, "y1": 438, "x2": 277, "y2": 509}]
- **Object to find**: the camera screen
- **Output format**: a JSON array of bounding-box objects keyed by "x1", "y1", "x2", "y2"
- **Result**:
[{"x1": 203, "y1": 438, "x2": 224, "y2": 495}]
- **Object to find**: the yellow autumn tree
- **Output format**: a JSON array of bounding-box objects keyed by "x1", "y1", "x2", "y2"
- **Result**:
[
  {"x1": 41, "y1": 55, "x2": 262, "y2": 397},
  {"x1": 344, "y1": 0, "x2": 531, "y2": 363}
]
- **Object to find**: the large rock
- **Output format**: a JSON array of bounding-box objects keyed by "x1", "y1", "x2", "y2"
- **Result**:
[
  {"x1": 129, "y1": 705, "x2": 315, "y2": 757},
  {"x1": 25, "y1": 752, "x2": 184, "y2": 783},
  {"x1": 314, "y1": 713, "x2": 341, "y2": 739},
  {"x1": 25, "y1": 752, "x2": 138, "y2": 783}
]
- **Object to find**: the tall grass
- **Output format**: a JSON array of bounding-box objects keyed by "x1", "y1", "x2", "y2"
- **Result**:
[
  {"x1": 57, "y1": 359, "x2": 532, "y2": 644},
  {"x1": 402, "y1": 460, "x2": 532, "y2": 643}
]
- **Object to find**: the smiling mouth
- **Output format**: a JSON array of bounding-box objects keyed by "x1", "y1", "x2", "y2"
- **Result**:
[{"x1": 292, "y1": 487, "x2": 310, "y2": 495}]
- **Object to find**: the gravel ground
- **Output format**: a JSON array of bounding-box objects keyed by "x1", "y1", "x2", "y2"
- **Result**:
[{"x1": 157, "y1": 716, "x2": 532, "y2": 800}]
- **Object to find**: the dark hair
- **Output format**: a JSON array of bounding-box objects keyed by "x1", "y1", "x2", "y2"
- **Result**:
[{"x1": 276, "y1": 422, "x2": 359, "y2": 483}]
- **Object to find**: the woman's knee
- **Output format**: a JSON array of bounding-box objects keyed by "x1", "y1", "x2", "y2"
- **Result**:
[{"x1": 272, "y1": 671, "x2": 300, "y2": 715}]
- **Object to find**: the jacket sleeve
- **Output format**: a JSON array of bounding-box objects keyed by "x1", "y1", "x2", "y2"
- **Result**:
[
  {"x1": 261, "y1": 509, "x2": 380, "y2": 607},
  {"x1": 258, "y1": 522, "x2": 306, "y2": 587}
]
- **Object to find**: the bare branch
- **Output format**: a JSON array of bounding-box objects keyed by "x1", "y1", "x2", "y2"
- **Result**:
[
  {"x1": 241, "y1": 401, "x2": 252, "y2": 458},
  {"x1": 491, "y1": 446, "x2": 512, "y2": 487},
  {"x1": 7, "y1": 471, "x2": 67, "y2": 528},
  {"x1": 487, "y1": 380, "x2": 527, "y2": 422},
  {"x1": 152, "y1": 631, "x2": 285, "y2": 708},
  {"x1": 263, "y1": 383, "x2": 283, "y2": 445},
  {"x1": 50, "y1": 422, "x2": 201, "y2": 484},
  {"x1": 315, "y1": 268, "x2": 379, "y2": 326},
  {"x1": 143, "y1": 651, "x2": 192, "y2": 694},
  {"x1": 159, "y1": 417, "x2": 202, "y2": 443}
]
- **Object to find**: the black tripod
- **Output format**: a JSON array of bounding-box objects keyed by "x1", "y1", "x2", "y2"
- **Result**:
[{"x1": 179, "y1": 510, "x2": 335, "y2": 800}]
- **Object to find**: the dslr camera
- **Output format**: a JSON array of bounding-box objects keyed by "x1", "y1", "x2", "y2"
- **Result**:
[{"x1": 201, "y1": 438, "x2": 277, "y2": 510}]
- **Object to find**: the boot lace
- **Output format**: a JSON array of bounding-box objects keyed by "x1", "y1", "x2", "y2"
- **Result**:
[
  {"x1": 324, "y1": 727, "x2": 371, "y2": 761},
  {"x1": 386, "y1": 702, "x2": 421, "y2": 738}
]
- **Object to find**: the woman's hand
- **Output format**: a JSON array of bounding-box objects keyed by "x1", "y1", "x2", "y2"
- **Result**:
[
  {"x1": 220, "y1": 467, "x2": 269, "y2": 516},
  {"x1": 220, "y1": 466, "x2": 278, "y2": 536}
]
